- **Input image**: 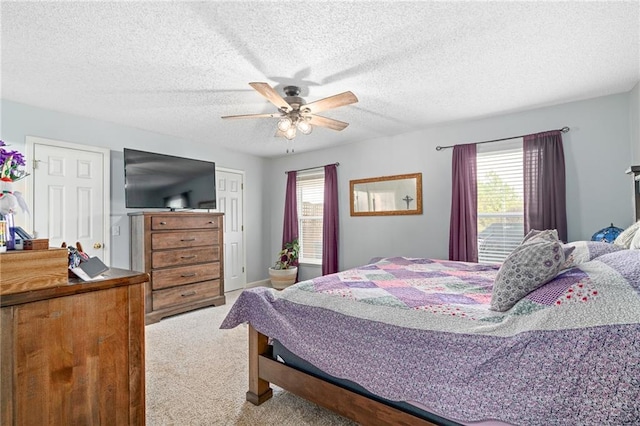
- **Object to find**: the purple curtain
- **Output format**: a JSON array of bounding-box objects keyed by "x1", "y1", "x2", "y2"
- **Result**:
[
  {"x1": 282, "y1": 171, "x2": 299, "y2": 249},
  {"x1": 449, "y1": 143, "x2": 478, "y2": 262},
  {"x1": 523, "y1": 130, "x2": 567, "y2": 242},
  {"x1": 322, "y1": 164, "x2": 339, "y2": 275}
]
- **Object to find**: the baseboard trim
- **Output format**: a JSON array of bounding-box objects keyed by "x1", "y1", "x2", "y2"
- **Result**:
[
  {"x1": 239, "y1": 279, "x2": 272, "y2": 289},
  {"x1": 224, "y1": 279, "x2": 273, "y2": 297}
]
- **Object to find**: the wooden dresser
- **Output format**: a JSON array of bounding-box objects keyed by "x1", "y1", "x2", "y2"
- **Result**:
[
  {"x1": 1, "y1": 268, "x2": 148, "y2": 426},
  {"x1": 129, "y1": 211, "x2": 225, "y2": 324}
]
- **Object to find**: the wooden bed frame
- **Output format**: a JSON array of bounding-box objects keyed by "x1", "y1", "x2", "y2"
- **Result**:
[{"x1": 246, "y1": 325, "x2": 440, "y2": 426}]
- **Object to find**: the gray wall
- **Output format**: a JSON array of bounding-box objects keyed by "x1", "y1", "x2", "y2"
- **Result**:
[
  {"x1": 267, "y1": 92, "x2": 635, "y2": 279},
  {"x1": 1, "y1": 99, "x2": 271, "y2": 283},
  {"x1": 2, "y1": 90, "x2": 637, "y2": 285}
]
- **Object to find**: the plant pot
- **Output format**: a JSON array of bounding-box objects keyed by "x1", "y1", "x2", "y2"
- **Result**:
[{"x1": 268, "y1": 266, "x2": 298, "y2": 290}]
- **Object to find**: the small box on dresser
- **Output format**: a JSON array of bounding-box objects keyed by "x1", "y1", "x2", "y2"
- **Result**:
[
  {"x1": 129, "y1": 211, "x2": 225, "y2": 324},
  {"x1": 23, "y1": 238, "x2": 50, "y2": 250},
  {"x1": 0, "y1": 248, "x2": 68, "y2": 294}
]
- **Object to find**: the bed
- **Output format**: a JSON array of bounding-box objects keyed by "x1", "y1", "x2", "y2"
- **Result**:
[{"x1": 220, "y1": 239, "x2": 640, "y2": 425}]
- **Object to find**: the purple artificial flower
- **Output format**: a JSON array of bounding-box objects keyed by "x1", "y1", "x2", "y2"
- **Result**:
[{"x1": 0, "y1": 140, "x2": 28, "y2": 182}]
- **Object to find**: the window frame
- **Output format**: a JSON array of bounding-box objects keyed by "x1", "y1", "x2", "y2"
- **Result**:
[
  {"x1": 296, "y1": 168, "x2": 324, "y2": 266},
  {"x1": 476, "y1": 139, "x2": 524, "y2": 264}
]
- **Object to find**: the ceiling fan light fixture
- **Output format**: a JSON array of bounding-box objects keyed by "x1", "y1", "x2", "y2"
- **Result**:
[
  {"x1": 284, "y1": 126, "x2": 297, "y2": 140},
  {"x1": 297, "y1": 119, "x2": 312, "y2": 135},
  {"x1": 277, "y1": 116, "x2": 292, "y2": 132},
  {"x1": 222, "y1": 83, "x2": 358, "y2": 149}
]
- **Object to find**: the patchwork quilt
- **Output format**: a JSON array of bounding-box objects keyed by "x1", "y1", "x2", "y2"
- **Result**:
[{"x1": 221, "y1": 250, "x2": 640, "y2": 425}]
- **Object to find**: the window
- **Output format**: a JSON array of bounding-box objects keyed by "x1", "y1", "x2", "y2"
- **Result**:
[
  {"x1": 297, "y1": 168, "x2": 324, "y2": 265},
  {"x1": 477, "y1": 140, "x2": 524, "y2": 263}
]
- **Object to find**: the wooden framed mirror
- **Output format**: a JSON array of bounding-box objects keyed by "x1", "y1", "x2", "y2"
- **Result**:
[{"x1": 350, "y1": 173, "x2": 422, "y2": 216}]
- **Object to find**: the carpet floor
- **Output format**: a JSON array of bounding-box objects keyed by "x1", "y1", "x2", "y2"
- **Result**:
[{"x1": 145, "y1": 289, "x2": 357, "y2": 425}]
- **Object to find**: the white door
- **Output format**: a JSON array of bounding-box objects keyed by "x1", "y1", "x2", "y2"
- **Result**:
[
  {"x1": 216, "y1": 169, "x2": 246, "y2": 291},
  {"x1": 26, "y1": 136, "x2": 110, "y2": 264}
]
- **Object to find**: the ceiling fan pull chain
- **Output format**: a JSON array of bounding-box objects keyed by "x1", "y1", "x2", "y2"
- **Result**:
[{"x1": 285, "y1": 138, "x2": 295, "y2": 154}]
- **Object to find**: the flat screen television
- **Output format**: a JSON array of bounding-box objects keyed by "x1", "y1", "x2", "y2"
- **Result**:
[{"x1": 124, "y1": 148, "x2": 216, "y2": 210}]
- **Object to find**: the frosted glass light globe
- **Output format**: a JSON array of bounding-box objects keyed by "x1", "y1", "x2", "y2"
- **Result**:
[
  {"x1": 297, "y1": 120, "x2": 312, "y2": 135},
  {"x1": 277, "y1": 117, "x2": 292, "y2": 132},
  {"x1": 284, "y1": 126, "x2": 296, "y2": 140}
]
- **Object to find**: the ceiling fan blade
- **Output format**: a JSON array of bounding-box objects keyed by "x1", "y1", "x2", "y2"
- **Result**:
[
  {"x1": 302, "y1": 91, "x2": 358, "y2": 114},
  {"x1": 221, "y1": 113, "x2": 281, "y2": 119},
  {"x1": 308, "y1": 115, "x2": 349, "y2": 131},
  {"x1": 249, "y1": 82, "x2": 292, "y2": 112}
]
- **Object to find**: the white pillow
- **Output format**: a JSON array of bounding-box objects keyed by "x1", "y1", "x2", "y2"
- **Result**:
[
  {"x1": 613, "y1": 220, "x2": 640, "y2": 248},
  {"x1": 631, "y1": 227, "x2": 640, "y2": 249}
]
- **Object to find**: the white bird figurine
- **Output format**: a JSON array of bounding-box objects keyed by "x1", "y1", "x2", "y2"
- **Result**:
[{"x1": 0, "y1": 189, "x2": 29, "y2": 216}]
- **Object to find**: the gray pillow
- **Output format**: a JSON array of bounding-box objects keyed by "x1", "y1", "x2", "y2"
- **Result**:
[
  {"x1": 522, "y1": 228, "x2": 559, "y2": 243},
  {"x1": 491, "y1": 237, "x2": 565, "y2": 312}
]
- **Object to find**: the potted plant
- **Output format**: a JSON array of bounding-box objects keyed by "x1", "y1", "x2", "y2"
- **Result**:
[{"x1": 268, "y1": 239, "x2": 299, "y2": 290}]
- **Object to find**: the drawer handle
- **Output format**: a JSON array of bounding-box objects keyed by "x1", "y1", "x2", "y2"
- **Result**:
[
  {"x1": 159, "y1": 221, "x2": 167, "y2": 225},
  {"x1": 181, "y1": 238, "x2": 196, "y2": 242},
  {"x1": 208, "y1": 221, "x2": 215, "y2": 224},
  {"x1": 181, "y1": 291, "x2": 196, "y2": 297},
  {"x1": 181, "y1": 273, "x2": 197, "y2": 277},
  {"x1": 181, "y1": 255, "x2": 197, "y2": 259}
]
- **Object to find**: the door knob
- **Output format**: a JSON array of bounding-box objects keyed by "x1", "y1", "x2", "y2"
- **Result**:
[{"x1": 93, "y1": 243, "x2": 103, "y2": 249}]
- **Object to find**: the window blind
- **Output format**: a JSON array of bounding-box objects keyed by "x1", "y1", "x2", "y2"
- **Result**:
[
  {"x1": 296, "y1": 169, "x2": 324, "y2": 264},
  {"x1": 477, "y1": 143, "x2": 524, "y2": 263}
]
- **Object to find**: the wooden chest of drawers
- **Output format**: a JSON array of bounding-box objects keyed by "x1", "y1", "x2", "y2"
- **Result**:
[{"x1": 129, "y1": 212, "x2": 225, "y2": 324}]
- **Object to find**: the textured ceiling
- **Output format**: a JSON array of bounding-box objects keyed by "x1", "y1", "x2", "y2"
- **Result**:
[{"x1": 2, "y1": 1, "x2": 639, "y2": 158}]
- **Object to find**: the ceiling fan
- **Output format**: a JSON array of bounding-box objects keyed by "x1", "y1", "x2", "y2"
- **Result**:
[{"x1": 221, "y1": 82, "x2": 358, "y2": 141}]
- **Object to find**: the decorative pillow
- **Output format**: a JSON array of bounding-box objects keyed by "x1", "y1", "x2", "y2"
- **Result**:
[
  {"x1": 522, "y1": 229, "x2": 559, "y2": 243},
  {"x1": 491, "y1": 237, "x2": 565, "y2": 312},
  {"x1": 561, "y1": 245, "x2": 576, "y2": 266},
  {"x1": 613, "y1": 220, "x2": 640, "y2": 248},
  {"x1": 561, "y1": 241, "x2": 626, "y2": 269}
]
